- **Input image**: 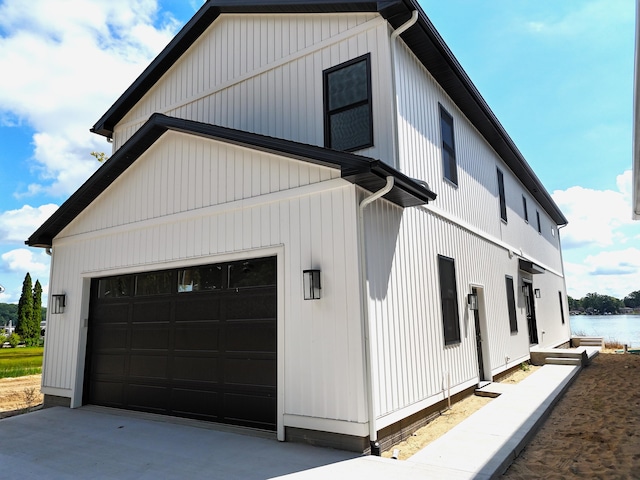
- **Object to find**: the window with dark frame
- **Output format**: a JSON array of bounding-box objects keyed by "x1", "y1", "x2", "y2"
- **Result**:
[
  {"x1": 536, "y1": 210, "x2": 541, "y2": 234},
  {"x1": 505, "y1": 276, "x2": 518, "y2": 333},
  {"x1": 439, "y1": 105, "x2": 458, "y2": 185},
  {"x1": 323, "y1": 54, "x2": 373, "y2": 152},
  {"x1": 438, "y1": 255, "x2": 461, "y2": 345},
  {"x1": 522, "y1": 195, "x2": 529, "y2": 223},
  {"x1": 497, "y1": 168, "x2": 507, "y2": 222},
  {"x1": 559, "y1": 291, "x2": 565, "y2": 324}
]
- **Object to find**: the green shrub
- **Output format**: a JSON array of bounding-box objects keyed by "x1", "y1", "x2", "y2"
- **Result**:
[
  {"x1": 0, "y1": 334, "x2": 6, "y2": 345},
  {"x1": 8, "y1": 333, "x2": 21, "y2": 348}
]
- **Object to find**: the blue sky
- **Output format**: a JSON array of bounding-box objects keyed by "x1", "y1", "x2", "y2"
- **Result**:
[{"x1": 0, "y1": 0, "x2": 637, "y2": 305}]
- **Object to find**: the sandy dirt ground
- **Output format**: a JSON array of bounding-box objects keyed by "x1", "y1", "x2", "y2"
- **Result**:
[
  {"x1": 0, "y1": 374, "x2": 43, "y2": 419},
  {"x1": 382, "y1": 364, "x2": 540, "y2": 460},
  {"x1": 503, "y1": 353, "x2": 640, "y2": 479}
]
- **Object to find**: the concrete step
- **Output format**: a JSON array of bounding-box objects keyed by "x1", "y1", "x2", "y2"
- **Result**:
[
  {"x1": 475, "y1": 382, "x2": 515, "y2": 398},
  {"x1": 544, "y1": 357, "x2": 582, "y2": 366}
]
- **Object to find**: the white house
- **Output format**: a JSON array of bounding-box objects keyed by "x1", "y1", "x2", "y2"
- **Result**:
[{"x1": 27, "y1": 0, "x2": 571, "y2": 453}]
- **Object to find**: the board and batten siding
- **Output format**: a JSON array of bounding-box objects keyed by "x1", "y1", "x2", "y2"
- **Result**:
[
  {"x1": 44, "y1": 132, "x2": 367, "y2": 431},
  {"x1": 361, "y1": 192, "x2": 569, "y2": 426},
  {"x1": 393, "y1": 40, "x2": 564, "y2": 274},
  {"x1": 113, "y1": 14, "x2": 395, "y2": 166}
]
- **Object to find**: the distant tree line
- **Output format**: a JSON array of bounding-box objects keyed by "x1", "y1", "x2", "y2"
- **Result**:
[
  {"x1": 568, "y1": 290, "x2": 640, "y2": 314},
  {"x1": 0, "y1": 273, "x2": 47, "y2": 348}
]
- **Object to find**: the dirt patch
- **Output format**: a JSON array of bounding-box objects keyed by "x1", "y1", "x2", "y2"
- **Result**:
[
  {"x1": 383, "y1": 364, "x2": 540, "y2": 460},
  {"x1": 0, "y1": 374, "x2": 43, "y2": 419}
]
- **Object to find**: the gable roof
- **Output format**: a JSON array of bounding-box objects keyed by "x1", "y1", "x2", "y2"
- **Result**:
[
  {"x1": 90, "y1": 0, "x2": 566, "y2": 226},
  {"x1": 26, "y1": 113, "x2": 436, "y2": 248}
]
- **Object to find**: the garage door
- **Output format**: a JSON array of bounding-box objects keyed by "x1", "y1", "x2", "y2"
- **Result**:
[{"x1": 83, "y1": 257, "x2": 277, "y2": 431}]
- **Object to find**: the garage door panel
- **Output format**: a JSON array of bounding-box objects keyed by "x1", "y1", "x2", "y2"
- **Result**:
[
  {"x1": 174, "y1": 324, "x2": 220, "y2": 351},
  {"x1": 224, "y1": 358, "x2": 276, "y2": 386},
  {"x1": 91, "y1": 302, "x2": 129, "y2": 324},
  {"x1": 93, "y1": 326, "x2": 128, "y2": 350},
  {"x1": 226, "y1": 321, "x2": 276, "y2": 353},
  {"x1": 172, "y1": 356, "x2": 218, "y2": 382},
  {"x1": 223, "y1": 392, "x2": 276, "y2": 428},
  {"x1": 225, "y1": 292, "x2": 276, "y2": 320},
  {"x1": 175, "y1": 297, "x2": 220, "y2": 322},
  {"x1": 92, "y1": 353, "x2": 126, "y2": 376},
  {"x1": 130, "y1": 325, "x2": 170, "y2": 350},
  {"x1": 127, "y1": 384, "x2": 169, "y2": 411},
  {"x1": 132, "y1": 301, "x2": 172, "y2": 323},
  {"x1": 129, "y1": 354, "x2": 168, "y2": 379},
  {"x1": 171, "y1": 389, "x2": 220, "y2": 419},
  {"x1": 91, "y1": 381, "x2": 125, "y2": 407}
]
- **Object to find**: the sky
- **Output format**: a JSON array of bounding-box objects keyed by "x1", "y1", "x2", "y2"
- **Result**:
[{"x1": 0, "y1": 0, "x2": 637, "y2": 306}]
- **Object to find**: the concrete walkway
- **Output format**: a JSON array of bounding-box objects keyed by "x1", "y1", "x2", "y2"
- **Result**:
[
  {"x1": 0, "y1": 363, "x2": 583, "y2": 479},
  {"x1": 280, "y1": 363, "x2": 582, "y2": 479}
]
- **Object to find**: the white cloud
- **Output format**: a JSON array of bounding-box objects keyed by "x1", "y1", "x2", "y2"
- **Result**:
[
  {"x1": 552, "y1": 172, "x2": 634, "y2": 249},
  {"x1": 0, "y1": 0, "x2": 180, "y2": 197},
  {"x1": 0, "y1": 204, "x2": 58, "y2": 244},
  {"x1": 1, "y1": 248, "x2": 50, "y2": 275}
]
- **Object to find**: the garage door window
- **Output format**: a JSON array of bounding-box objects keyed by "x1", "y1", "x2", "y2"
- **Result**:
[
  {"x1": 178, "y1": 265, "x2": 225, "y2": 292},
  {"x1": 228, "y1": 258, "x2": 276, "y2": 289},
  {"x1": 135, "y1": 271, "x2": 173, "y2": 296},
  {"x1": 98, "y1": 275, "x2": 133, "y2": 298}
]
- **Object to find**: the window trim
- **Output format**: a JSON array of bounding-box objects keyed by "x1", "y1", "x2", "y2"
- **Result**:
[
  {"x1": 438, "y1": 254, "x2": 461, "y2": 345},
  {"x1": 505, "y1": 275, "x2": 518, "y2": 333},
  {"x1": 497, "y1": 168, "x2": 507, "y2": 222},
  {"x1": 323, "y1": 53, "x2": 373, "y2": 152},
  {"x1": 439, "y1": 104, "x2": 458, "y2": 186}
]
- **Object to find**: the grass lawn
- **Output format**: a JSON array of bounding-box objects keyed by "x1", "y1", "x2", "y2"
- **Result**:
[{"x1": 0, "y1": 347, "x2": 44, "y2": 379}]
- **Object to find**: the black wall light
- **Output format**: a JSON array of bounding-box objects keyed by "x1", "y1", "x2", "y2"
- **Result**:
[
  {"x1": 303, "y1": 270, "x2": 321, "y2": 300},
  {"x1": 51, "y1": 294, "x2": 66, "y2": 314}
]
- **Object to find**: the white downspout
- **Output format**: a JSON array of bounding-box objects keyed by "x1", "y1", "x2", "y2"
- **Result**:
[
  {"x1": 389, "y1": 10, "x2": 419, "y2": 170},
  {"x1": 358, "y1": 176, "x2": 394, "y2": 455}
]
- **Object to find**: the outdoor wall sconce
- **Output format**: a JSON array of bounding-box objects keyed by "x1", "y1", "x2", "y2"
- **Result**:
[
  {"x1": 534, "y1": 288, "x2": 541, "y2": 298},
  {"x1": 51, "y1": 294, "x2": 66, "y2": 314},
  {"x1": 521, "y1": 285, "x2": 528, "y2": 295},
  {"x1": 467, "y1": 293, "x2": 478, "y2": 310},
  {"x1": 303, "y1": 270, "x2": 321, "y2": 300}
]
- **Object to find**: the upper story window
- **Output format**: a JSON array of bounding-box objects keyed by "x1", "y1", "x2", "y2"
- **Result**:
[
  {"x1": 536, "y1": 210, "x2": 542, "y2": 234},
  {"x1": 439, "y1": 105, "x2": 458, "y2": 185},
  {"x1": 497, "y1": 168, "x2": 507, "y2": 222},
  {"x1": 437, "y1": 255, "x2": 461, "y2": 345},
  {"x1": 522, "y1": 195, "x2": 529, "y2": 223},
  {"x1": 323, "y1": 54, "x2": 373, "y2": 152}
]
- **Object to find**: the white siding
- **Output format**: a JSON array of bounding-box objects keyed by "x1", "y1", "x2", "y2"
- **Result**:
[
  {"x1": 44, "y1": 133, "x2": 367, "y2": 429},
  {"x1": 362, "y1": 193, "x2": 570, "y2": 422},
  {"x1": 394, "y1": 41, "x2": 563, "y2": 273},
  {"x1": 113, "y1": 14, "x2": 394, "y2": 165}
]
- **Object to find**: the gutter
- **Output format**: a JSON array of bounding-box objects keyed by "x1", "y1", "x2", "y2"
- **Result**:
[{"x1": 358, "y1": 176, "x2": 394, "y2": 456}]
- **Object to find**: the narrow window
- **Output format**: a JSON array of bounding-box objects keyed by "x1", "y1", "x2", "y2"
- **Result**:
[
  {"x1": 497, "y1": 168, "x2": 507, "y2": 222},
  {"x1": 439, "y1": 105, "x2": 458, "y2": 185},
  {"x1": 438, "y1": 255, "x2": 461, "y2": 345},
  {"x1": 536, "y1": 210, "x2": 541, "y2": 234},
  {"x1": 559, "y1": 291, "x2": 565, "y2": 324},
  {"x1": 505, "y1": 276, "x2": 518, "y2": 333},
  {"x1": 522, "y1": 195, "x2": 529, "y2": 223},
  {"x1": 323, "y1": 54, "x2": 372, "y2": 151}
]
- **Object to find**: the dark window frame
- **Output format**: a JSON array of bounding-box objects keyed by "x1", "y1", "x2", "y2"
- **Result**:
[
  {"x1": 323, "y1": 53, "x2": 373, "y2": 152},
  {"x1": 497, "y1": 168, "x2": 507, "y2": 222},
  {"x1": 439, "y1": 105, "x2": 458, "y2": 186},
  {"x1": 536, "y1": 210, "x2": 542, "y2": 234},
  {"x1": 559, "y1": 291, "x2": 565, "y2": 324},
  {"x1": 438, "y1": 255, "x2": 461, "y2": 345},
  {"x1": 522, "y1": 195, "x2": 529, "y2": 223},
  {"x1": 505, "y1": 276, "x2": 518, "y2": 333}
]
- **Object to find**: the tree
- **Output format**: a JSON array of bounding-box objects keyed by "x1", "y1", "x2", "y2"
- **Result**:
[
  {"x1": 16, "y1": 273, "x2": 33, "y2": 339},
  {"x1": 624, "y1": 290, "x2": 640, "y2": 308},
  {"x1": 567, "y1": 296, "x2": 581, "y2": 311},
  {"x1": 32, "y1": 280, "x2": 43, "y2": 344}
]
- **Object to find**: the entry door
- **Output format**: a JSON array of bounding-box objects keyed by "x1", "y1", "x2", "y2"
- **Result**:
[
  {"x1": 524, "y1": 283, "x2": 539, "y2": 345},
  {"x1": 472, "y1": 287, "x2": 485, "y2": 381}
]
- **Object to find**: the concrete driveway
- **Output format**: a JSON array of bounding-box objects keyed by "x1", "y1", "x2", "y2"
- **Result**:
[{"x1": 0, "y1": 407, "x2": 357, "y2": 479}]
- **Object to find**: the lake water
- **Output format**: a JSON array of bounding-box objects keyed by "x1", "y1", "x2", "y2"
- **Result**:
[{"x1": 569, "y1": 315, "x2": 640, "y2": 348}]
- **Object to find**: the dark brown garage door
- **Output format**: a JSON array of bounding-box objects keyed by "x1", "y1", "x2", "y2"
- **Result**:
[{"x1": 83, "y1": 257, "x2": 277, "y2": 431}]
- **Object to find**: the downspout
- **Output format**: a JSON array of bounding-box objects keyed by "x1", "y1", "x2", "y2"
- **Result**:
[
  {"x1": 389, "y1": 10, "x2": 419, "y2": 169},
  {"x1": 358, "y1": 176, "x2": 394, "y2": 456}
]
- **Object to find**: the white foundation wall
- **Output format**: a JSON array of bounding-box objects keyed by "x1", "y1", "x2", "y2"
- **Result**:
[
  {"x1": 393, "y1": 40, "x2": 564, "y2": 274},
  {"x1": 361, "y1": 194, "x2": 570, "y2": 424},
  {"x1": 43, "y1": 132, "x2": 368, "y2": 430},
  {"x1": 113, "y1": 13, "x2": 395, "y2": 166}
]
